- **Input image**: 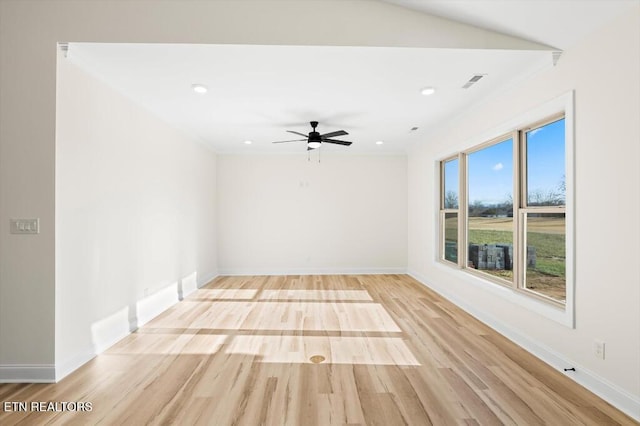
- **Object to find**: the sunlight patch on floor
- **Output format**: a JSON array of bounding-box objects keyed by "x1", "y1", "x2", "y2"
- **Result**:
[
  {"x1": 259, "y1": 289, "x2": 373, "y2": 301},
  {"x1": 151, "y1": 301, "x2": 402, "y2": 332},
  {"x1": 108, "y1": 333, "x2": 228, "y2": 355},
  {"x1": 190, "y1": 288, "x2": 259, "y2": 300},
  {"x1": 227, "y1": 335, "x2": 420, "y2": 365}
]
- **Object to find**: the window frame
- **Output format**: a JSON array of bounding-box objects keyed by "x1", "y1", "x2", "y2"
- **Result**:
[
  {"x1": 439, "y1": 154, "x2": 462, "y2": 266},
  {"x1": 461, "y1": 133, "x2": 517, "y2": 288},
  {"x1": 517, "y1": 209, "x2": 567, "y2": 305},
  {"x1": 437, "y1": 92, "x2": 574, "y2": 326},
  {"x1": 516, "y1": 113, "x2": 567, "y2": 306}
]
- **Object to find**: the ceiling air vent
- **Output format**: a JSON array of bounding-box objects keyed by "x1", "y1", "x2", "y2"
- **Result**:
[{"x1": 462, "y1": 74, "x2": 485, "y2": 89}]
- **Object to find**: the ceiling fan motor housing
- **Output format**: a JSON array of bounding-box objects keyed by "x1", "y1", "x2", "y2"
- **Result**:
[{"x1": 309, "y1": 132, "x2": 321, "y2": 143}]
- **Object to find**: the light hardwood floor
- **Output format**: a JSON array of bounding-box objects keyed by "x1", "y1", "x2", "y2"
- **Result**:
[{"x1": 0, "y1": 275, "x2": 637, "y2": 425}]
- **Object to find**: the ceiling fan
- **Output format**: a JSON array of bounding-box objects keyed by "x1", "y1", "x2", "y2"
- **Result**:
[{"x1": 272, "y1": 121, "x2": 352, "y2": 150}]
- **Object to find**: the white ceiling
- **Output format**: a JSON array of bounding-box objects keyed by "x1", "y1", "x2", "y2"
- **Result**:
[
  {"x1": 67, "y1": 43, "x2": 550, "y2": 154},
  {"x1": 65, "y1": 1, "x2": 633, "y2": 155},
  {"x1": 383, "y1": 0, "x2": 637, "y2": 50}
]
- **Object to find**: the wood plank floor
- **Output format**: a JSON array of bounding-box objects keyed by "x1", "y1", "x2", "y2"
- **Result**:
[{"x1": 0, "y1": 275, "x2": 637, "y2": 425}]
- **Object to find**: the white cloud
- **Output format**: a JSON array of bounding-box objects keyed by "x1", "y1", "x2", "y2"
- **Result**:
[
  {"x1": 528, "y1": 127, "x2": 543, "y2": 138},
  {"x1": 492, "y1": 162, "x2": 504, "y2": 171}
]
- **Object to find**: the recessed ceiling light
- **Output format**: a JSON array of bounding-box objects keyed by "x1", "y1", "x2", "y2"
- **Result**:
[
  {"x1": 376, "y1": 141, "x2": 384, "y2": 145},
  {"x1": 421, "y1": 87, "x2": 436, "y2": 96},
  {"x1": 191, "y1": 84, "x2": 208, "y2": 94},
  {"x1": 244, "y1": 140, "x2": 252, "y2": 145}
]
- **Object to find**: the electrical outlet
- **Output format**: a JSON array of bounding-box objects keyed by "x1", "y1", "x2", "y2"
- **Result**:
[{"x1": 594, "y1": 340, "x2": 605, "y2": 360}]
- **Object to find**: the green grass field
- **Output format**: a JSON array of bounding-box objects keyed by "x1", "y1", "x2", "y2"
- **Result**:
[{"x1": 445, "y1": 217, "x2": 566, "y2": 301}]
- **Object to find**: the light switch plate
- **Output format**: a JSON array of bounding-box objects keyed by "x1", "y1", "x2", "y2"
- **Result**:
[{"x1": 10, "y1": 218, "x2": 40, "y2": 234}]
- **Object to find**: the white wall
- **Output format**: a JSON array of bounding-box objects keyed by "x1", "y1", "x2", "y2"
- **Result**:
[
  {"x1": 54, "y1": 53, "x2": 217, "y2": 379},
  {"x1": 6, "y1": 1, "x2": 635, "y2": 417},
  {"x1": 0, "y1": 0, "x2": 549, "y2": 380},
  {"x1": 217, "y1": 154, "x2": 407, "y2": 274},
  {"x1": 407, "y1": 6, "x2": 640, "y2": 417}
]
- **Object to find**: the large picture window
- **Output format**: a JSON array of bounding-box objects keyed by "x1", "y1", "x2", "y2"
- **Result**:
[
  {"x1": 467, "y1": 137, "x2": 514, "y2": 282},
  {"x1": 439, "y1": 113, "x2": 568, "y2": 307}
]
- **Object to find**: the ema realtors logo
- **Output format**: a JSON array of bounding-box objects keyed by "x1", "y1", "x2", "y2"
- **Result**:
[{"x1": 3, "y1": 401, "x2": 93, "y2": 412}]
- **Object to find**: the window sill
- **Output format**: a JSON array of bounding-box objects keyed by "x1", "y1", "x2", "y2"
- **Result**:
[{"x1": 434, "y1": 260, "x2": 574, "y2": 328}]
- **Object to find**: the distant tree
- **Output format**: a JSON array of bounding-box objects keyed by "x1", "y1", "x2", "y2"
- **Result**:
[
  {"x1": 498, "y1": 194, "x2": 514, "y2": 216},
  {"x1": 505, "y1": 193, "x2": 513, "y2": 205},
  {"x1": 558, "y1": 175, "x2": 566, "y2": 197},
  {"x1": 529, "y1": 188, "x2": 564, "y2": 206},
  {"x1": 468, "y1": 200, "x2": 485, "y2": 217},
  {"x1": 481, "y1": 207, "x2": 497, "y2": 216},
  {"x1": 444, "y1": 190, "x2": 459, "y2": 209}
]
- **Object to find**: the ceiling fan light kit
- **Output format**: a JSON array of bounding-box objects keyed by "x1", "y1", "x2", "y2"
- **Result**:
[
  {"x1": 191, "y1": 83, "x2": 208, "y2": 94},
  {"x1": 421, "y1": 86, "x2": 436, "y2": 95}
]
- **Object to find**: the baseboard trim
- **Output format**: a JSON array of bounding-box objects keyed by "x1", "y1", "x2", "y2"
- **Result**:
[
  {"x1": 136, "y1": 284, "x2": 181, "y2": 327},
  {"x1": 55, "y1": 276, "x2": 212, "y2": 383},
  {"x1": 407, "y1": 270, "x2": 640, "y2": 422},
  {"x1": 217, "y1": 267, "x2": 407, "y2": 276},
  {"x1": 0, "y1": 364, "x2": 56, "y2": 383},
  {"x1": 198, "y1": 271, "x2": 219, "y2": 288},
  {"x1": 21, "y1": 273, "x2": 218, "y2": 384},
  {"x1": 56, "y1": 349, "x2": 95, "y2": 382}
]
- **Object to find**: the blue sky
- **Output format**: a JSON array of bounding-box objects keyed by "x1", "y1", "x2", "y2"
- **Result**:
[
  {"x1": 444, "y1": 158, "x2": 459, "y2": 206},
  {"x1": 465, "y1": 118, "x2": 565, "y2": 205},
  {"x1": 468, "y1": 139, "x2": 513, "y2": 205},
  {"x1": 526, "y1": 118, "x2": 565, "y2": 202}
]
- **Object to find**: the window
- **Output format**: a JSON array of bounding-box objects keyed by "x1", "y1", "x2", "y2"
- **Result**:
[
  {"x1": 440, "y1": 157, "x2": 459, "y2": 264},
  {"x1": 439, "y1": 114, "x2": 568, "y2": 307},
  {"x1": 520, "y1": 117, "x2": 566, "y2": 302},
  {"x1": 467, "y1": 137, "x2": 514, "y2": 282}
]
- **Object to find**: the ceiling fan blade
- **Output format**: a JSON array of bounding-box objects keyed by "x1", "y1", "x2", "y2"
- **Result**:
[
  {"x1": 307, "y1": 146, "x2": 316, "y2": 151},
  {"x1": 322, "y1": 139, "x2": 353, "y2": 146},
  {"x1": 272, "y1": 139, "x2": 306, "y2": 144},
  {"x1": 320, "y1": 130, "x2": 348, "y2": 138},
  {"x1": 286, "y1": 130, "x2": 309, "y2": 138}
]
